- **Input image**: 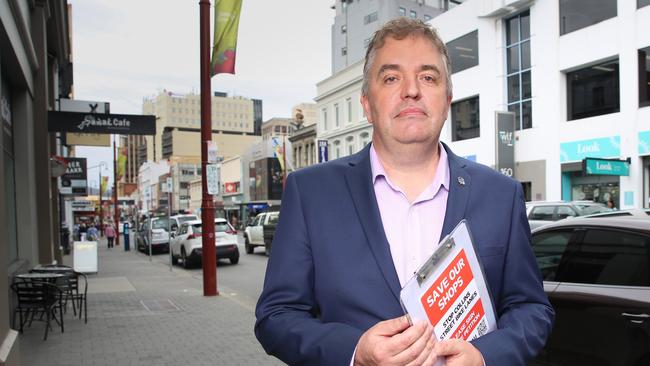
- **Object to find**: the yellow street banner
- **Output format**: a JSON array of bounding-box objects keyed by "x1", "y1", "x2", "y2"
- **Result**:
[
  {"x1": 100, "y1": 176, "x2": 109, "y2": 195},
  {"x1": 117, "y1": 146, "x2": 127, "y2": 181},
  {"x1": 210, "y1": 0, "x2": 242, "y2": 76}
]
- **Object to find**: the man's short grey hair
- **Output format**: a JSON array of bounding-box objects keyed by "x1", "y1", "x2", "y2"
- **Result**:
[{"x1": 361, "y1": 17, "x2": 453, "y2": 98}]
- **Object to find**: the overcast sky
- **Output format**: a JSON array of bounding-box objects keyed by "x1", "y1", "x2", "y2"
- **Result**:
[{"x1": 70, "y1": 0, "x2": 335, "y2": 184}]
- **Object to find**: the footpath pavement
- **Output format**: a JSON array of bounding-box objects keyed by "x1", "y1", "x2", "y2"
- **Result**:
[{"x1": 18, "y1": 238, "x2": 283, "y2": 366}]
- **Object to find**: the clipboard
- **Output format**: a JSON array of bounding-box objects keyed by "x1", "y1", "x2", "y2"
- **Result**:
[{"x1": 400, "y1": 220, "x2": 497, "y2": 345}]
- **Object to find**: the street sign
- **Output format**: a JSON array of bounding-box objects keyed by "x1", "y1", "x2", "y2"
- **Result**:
[
  {"x1": 207, "y1": 141, "x2": 218, "y2": 163},
  {"x1": 318, "y1": 140, "x2": 329, "y2": 163},
  {"x1": 206, "y1": 164, "x2": 219, "y2": 195},
  {"x1": 495, "y1": 112, "x2": 515, "y2": 178},
  {"x1": 583, "y1": 157, "x2": 630, "y2": 176},
  {"x1": 59, "y1": 98, "x2": 111, "y2": 146},
  {"x1": 163, "y1": 177, "x2": 173, "y2": 193},
  {"x1": 59, "y1": 157, "x2": 88, "y2": 195},
  {"x1": 48, "y1": 111, "x2": 156, "y2": 135}
]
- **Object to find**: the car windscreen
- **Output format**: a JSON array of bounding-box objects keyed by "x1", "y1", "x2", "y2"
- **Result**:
[
  {"x1": 191, "y1": 222, "x2": 230, "y2": 233},
  {"x1": 268, "y1": 213, "x2": 280, "y2": 225},
  {"x1": 152, "y1": 218, "x2": 169, "y2": 230},
  {"x1": 578, "y1": 205, "x2": 612, "y2": 215},
  {"x1": 215, "y1": 222, "x2": 230, "y2": 232},
  {"x1": 178, "y1": 216, "x2": 198, "y2": 224}
]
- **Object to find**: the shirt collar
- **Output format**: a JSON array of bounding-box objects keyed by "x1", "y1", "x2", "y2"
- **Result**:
[{"x1": 370, "y1": 143, "x2": 450, "y2": 199}]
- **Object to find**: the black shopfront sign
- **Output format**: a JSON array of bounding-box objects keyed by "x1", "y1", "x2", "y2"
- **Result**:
[
  {"x1": 48, "y1": 111, "x2": 156, "y2": 135},
  {"x1": 60, "y1": 157, "x2": 87, "y2": 195}
]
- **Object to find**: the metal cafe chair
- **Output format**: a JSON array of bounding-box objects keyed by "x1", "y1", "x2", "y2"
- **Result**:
[
  {"x1": 10, "y1": 281, "x2": 65, "y2": 340},
  {"x1": 67, "y1": 271, "x2": 88, "y2": 323}
]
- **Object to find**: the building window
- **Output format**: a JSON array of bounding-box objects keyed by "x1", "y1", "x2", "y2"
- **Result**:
[
  {"x1": 334, "y1": 103, "x2": 340, "y2": 127},
  {"x1": 560, "y1": 0, "x2": 617, "y2": 35},
  {"x1": 360, "y1": 132, "x2": 370, "y2": 148},
  {"x1": 364, "y1": 12, "x2": 378, "y2": 24},
  {"x1": 322, "y1": 108, "x2": 328, "y2": 130},
  {"x1": 640, "y1": 0, "x2": 650, "y2": 8},
  {"x1": 347, "y1": 137, "x2": 355, "y2": 156},
  {"x1": 505, "y1": 11, "x2": 532, "y2": 130},
  {"x1": 447, "y1": 30, "x2": 478, "y2": 74},
  {"x1": 640, "y1": 46, "x2": 650, "y2": 108},
  {"x1": 399, "y1": 7, "x2": 406, "y2": 16},
  {"x1": 341, "y1": 24, "x2": 347, "y2": 34},
  {"x1": 334, "y1": 140, "x2": 341, "y2": 159},
  {"x1": 424, "y1": 14, "x2": 432, "y2": 21},
  {"x1": 341, "y1": 47, "x2": 347, "y2": 56},
  {"x1": 451, "y1": 96, "x2": 480, "y2": 141},
  {"x1": 346, "y1": 98, "x2": 352, "y2": 123},
  {"x1": 567, "y1": 58, "x2": 620, "y2": 121},
  {"x1": 410, "y1": 10, "x2": 417, "y2": 18}
]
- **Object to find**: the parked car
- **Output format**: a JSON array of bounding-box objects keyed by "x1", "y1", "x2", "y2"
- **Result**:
[
  {"x1": 136, "y1": 217, "x2": 170, "y2": 253},
  {"x1": 169, "y1": 214, "x2": 199, "y2": 233},
  {"x1": 529, "y1": 217, "x2": 650, "y2": 366},
  {"x1": 262, "y1": 212, "x2": 280, "y2": 256},
  {"x1": 170, "y1": 218, "x2": 239, "y2": 268},
  {"x1": 580, "y1": 208, "x2": 650, "y2": 219},
  {"x1": 525, "y1": 200, "x2": 612, "y2": 230},
  {"x1": 244, "y1": 209, "x2": 280, "y2": 254}
]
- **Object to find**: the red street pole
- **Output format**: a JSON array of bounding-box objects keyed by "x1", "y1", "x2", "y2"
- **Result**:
[
  {"x1": 200, "y1": 0, "x2": 217, "y2": 296},
  {"x1": 113, "y1": 139, "x2": 120, "y2": 246},
  {"x1": 99, "y1": 169, "x2": 103, "y2": 237}
]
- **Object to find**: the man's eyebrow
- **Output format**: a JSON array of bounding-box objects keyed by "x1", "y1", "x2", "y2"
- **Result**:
[
  {"x1": 377, "y1": 64, "x2": 401, "y2": 76},
  {"x1": 376, "y1": 64, "x2": 442, "y2": 76},
  {"x1": 420, "y1": 64, "x2": 441, "y2": 75}
]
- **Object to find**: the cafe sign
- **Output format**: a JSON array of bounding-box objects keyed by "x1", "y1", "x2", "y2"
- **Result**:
[{"x1": 583, "y1": 157, "x2": 630, "y2": 176}]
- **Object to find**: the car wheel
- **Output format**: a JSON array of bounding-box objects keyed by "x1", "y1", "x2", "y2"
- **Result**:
[
  {"x1": 265, "y1": 242, "x2": 272, "y2": 257},
  {"x1": 245, "y1": 236, "x2": 253, "y2": 254},
  {"x1": 182, "y1": 248, "x2": 191, "y2": 269},
  {"x1": 230, "y1": 256, "x2": 239, "y2": 265}
]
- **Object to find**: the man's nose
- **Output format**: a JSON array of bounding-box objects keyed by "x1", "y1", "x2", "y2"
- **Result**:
[{"x1": 401, "y1": 75, "x2": 421, "y2": 100}]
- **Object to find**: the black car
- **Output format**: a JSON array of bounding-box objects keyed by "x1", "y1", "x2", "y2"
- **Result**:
[{"x1": 529, "y1": 217, "x2": 650, "y2": 366}]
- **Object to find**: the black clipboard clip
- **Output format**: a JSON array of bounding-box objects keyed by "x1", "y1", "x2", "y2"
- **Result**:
[{"x1": 415, "y1": 236, "x2": 456, "y2": 286}]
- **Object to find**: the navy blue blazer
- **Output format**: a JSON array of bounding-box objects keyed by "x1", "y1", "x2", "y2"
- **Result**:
[{"x1": 255, "y1": 143, "x2": 554, "y2": 366}]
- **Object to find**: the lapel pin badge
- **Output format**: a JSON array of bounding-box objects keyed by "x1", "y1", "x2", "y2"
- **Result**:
[{"x1": 457, "y1": 177, "x2": 465, "y2": 186}]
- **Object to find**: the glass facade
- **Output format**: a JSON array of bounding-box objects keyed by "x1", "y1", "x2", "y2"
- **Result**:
[
  {"x1": 560, "y1": 0, "x2": 617, "y2": 35},
  {"x1": 451, "y1": 96, "x2": 480, "y2": 141},
  {"x1": 640, "y1": 46, "x2": 650, "y2": 108},
  {"x1": 505, "y1": 11, "x2": 532, "y2": 130},
  {"x1": 447, "y1": 30, "x2": 478, "y2": 74},
  {"x1": 567, "y1": 59, "x2": 620, "y2": 120}
]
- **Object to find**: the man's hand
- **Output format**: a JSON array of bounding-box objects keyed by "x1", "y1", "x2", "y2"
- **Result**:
[
  {"x1": 354, "y1": 316, "x2": 437, "y2": 366},
  {"x1": 433, "y1": 339, "x2": 484, "y2": 366}
]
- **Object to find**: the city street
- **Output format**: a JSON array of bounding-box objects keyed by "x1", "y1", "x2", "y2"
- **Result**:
[
  {"x1": 148, "y1": 233, "x2": 271, "y2": 311},
  {"x1": 18, "y1": 234, "x2": 282, "y2": 366}
]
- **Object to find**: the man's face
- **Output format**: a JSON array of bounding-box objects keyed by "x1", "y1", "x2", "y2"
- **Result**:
[{"x1": 361, "y1": 35, "x2": 452, "y2": 150}]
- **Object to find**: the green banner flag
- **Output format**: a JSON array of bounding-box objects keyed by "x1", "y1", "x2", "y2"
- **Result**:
[{"x1": 211, "y1": 0, "x2": 242, "y2": 76}]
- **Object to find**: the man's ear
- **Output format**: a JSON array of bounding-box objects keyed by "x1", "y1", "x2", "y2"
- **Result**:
[{"x1": 360, "y1": 94, "x2": 372, "y2": 124}]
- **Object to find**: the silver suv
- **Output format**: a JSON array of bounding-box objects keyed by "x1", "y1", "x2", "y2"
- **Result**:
[{"x1": 525, "y1": 201, "x2": 612, "y2": 230}]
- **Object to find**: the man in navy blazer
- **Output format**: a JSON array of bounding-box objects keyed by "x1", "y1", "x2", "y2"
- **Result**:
[{"x1": 256, "y1": 18, "x2": 553, "y2": 366}]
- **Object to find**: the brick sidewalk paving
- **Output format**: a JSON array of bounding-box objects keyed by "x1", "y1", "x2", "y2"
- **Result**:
[{"x1": 18, "y1": 239, "x2": 282, "y2": 366}]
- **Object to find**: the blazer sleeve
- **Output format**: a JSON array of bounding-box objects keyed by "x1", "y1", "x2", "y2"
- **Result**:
[
  {"x1": 471, "y1": 182, "x2": 555, "y2": 365},
  {"x1": 254, "y1": 173, "x2": 363, "y2": 366}
]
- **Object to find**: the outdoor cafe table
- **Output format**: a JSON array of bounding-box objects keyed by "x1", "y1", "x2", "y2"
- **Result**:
[{"x1": 15, "y1": 272, "x2": 65, "y2": 282}]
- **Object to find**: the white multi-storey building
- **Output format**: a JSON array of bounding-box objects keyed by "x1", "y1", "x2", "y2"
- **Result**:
[{"x1": 316, "y1": 0, "x2": 650, "y2": 209}]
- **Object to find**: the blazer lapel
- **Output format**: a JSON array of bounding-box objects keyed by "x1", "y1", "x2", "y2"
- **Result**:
[
  {"x1": 440, "y1": 142, "x2": 471, "y2": 242},
  {"x1": 344, "y1": 146, "x2": 402, "y2": 302}
]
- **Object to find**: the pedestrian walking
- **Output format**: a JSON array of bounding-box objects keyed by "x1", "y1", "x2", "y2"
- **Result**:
[{"x1": 105, "y1": 222, "x2": 116, "y2": 248}]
